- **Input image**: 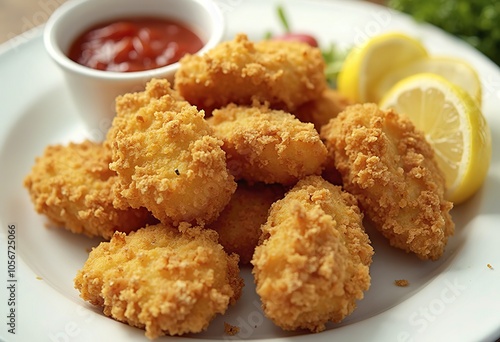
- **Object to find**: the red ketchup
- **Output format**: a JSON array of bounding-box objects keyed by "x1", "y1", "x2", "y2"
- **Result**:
[{"x1": 68, "y1": 17, "x2": 203, "y2": 72}]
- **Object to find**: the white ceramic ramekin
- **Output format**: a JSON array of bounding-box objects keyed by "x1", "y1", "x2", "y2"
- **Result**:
[{"x1": 44, "y1": 0, "x2": 224, "y2": 140}]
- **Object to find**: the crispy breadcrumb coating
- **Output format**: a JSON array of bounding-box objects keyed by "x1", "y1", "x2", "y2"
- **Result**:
[
  {"x1": 106, "y1": 79, "x2": 236, "y2": 225},
  {"x1": 208, "y1": 103, "x2": 327, "y2": 185},
  {"x1": 252, "y1": 176, "x2": 373, "y2": 332},
  {"x1": 23, "y1": 140, "x2": 152, "y2": 239},
  {"x1": 175, "y1": 34, "x2": 327, "y2": 113},
  {"x1": 74, "y1": 223, "x2": 244, "y2": 339},
  {"x1": 207, "y1": 181, "x2": 285, "y2": 264},
  {"x1": 294, "y1": 88, "x2": 353, "y2": 131},
  {"x1": 320, "y1": 103, "x2": 454, "y2": 260}
]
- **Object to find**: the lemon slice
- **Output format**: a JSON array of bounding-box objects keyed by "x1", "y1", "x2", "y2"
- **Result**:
[
  {"x1": 380, "y1": 73, "x2": 491, "y2": 204},
  {"x1": 376, "y1": 56, "x2": 482, "y2": 105},
  {"x1": 338, "y1": 32, "x2": 428, "y2": 103}
]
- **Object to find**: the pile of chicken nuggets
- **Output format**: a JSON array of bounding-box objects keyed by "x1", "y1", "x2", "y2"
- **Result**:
[{"x1": 24, "y1": 34, "x2": 454, "y2": 339}]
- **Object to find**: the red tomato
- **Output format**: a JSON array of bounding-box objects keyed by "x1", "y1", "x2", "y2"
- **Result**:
[{"x1": 272, "y1": 33, "x2": 319, "y2": 47}]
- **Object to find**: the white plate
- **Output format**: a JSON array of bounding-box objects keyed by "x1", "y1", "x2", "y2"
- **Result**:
[{"x1": 1, "y1": 0, "x2": 499, "y2": 341}]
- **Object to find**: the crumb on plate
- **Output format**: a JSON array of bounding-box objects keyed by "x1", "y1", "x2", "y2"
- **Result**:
[
  {"x1": 394, "y1": 279, "x2": 410, "y2": 287},
  {"x1": 224, "y1": 322, "x2": 240, "y2": 336}
]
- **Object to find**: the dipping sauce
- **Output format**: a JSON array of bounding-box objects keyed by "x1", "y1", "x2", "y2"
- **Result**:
[{"x1": 68, "y1": 17, "x2": 204, "y2": 72}]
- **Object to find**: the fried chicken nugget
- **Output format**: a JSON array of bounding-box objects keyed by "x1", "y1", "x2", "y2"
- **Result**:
[
  {"x1": 207, "y1": 181, "x2": 285, "y2": 264},
  {"x1": 175, "y1": 34, "x2": 327, "y2": 113},
  {"x1": 23, "y1": 140, "x2": 152, "y2": 239},
  {"x1": 252, "y1": 176, "x2": 373, "y2": 332},
  {"x1": 320, "y1": 103, "x2": 454, "y2": 260},
  {"x1": 74, "y1": 223, "x2": 243, "y2": 339},
  {"x1": 208, "y1": 103, "x2": 328, "y2": 185},
  {"x1": 294, "y1": 88, "x2": 353, "y2": 132},
  {"x1": 107, "y1": 79, "x2": 236, "y2": 225}
]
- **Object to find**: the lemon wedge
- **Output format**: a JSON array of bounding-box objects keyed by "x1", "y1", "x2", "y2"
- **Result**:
[
  {"x1": 376, "y1": 56, "x2": 482, "y2": 105},
  {"x1": 380, "y1": 73, "x2": 491, "y2": 204},
  {"x1": 338, "y1": 32, "x2": 428, "y2": 103}
]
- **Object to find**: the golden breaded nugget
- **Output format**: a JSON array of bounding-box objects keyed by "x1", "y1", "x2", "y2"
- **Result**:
[
  {"x1": 107, "y1": 79, "x2": 236, "y2": 225},
  {"x1": 75, "y1": 223, "x2": 243, "y2": 339},
  {"x1": 321, "y1": 103, "x2": 454, "y2": 260},
  {"x1": 207, "y1": 181, "x2": 285, "y2": 264},
  {"x1": 23, "y1": 140, "x2": 152, "y2": 239},
  {"x1": 175, "y1": 34, "x2": 327, "y2": 113},
  {"x1": 252, "y1": 176, "x2": 373, "y2": 332},
  {"x1": 208, "y1": 103, "x2": 327, "y2": 185},
  {"x1": 294, "y1": 88, "x2": 353, "y2": 131}
]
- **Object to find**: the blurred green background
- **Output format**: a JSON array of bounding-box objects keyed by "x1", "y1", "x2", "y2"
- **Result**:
[{"x1": 388, "y1": 0, "x2": 500, "y2": 65}]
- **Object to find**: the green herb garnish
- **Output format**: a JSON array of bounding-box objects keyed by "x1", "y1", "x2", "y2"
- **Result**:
[{"x1": 277, "y1": 5, "x2": 291, "y2": 33}]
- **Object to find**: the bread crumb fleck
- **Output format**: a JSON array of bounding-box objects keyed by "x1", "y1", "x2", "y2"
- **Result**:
[
  {"x1": 487, "y1": 263, "x2": 494, "y2": 270},
  {"x1": 224, "y1": 322, "x2": 240, "y2": 336},
  {"x1": 36, "y1": 276, "x2": 43, "y2": 280},
  {"x1": 394, "y1": 279, "x2": 409, "y2": 287}
]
